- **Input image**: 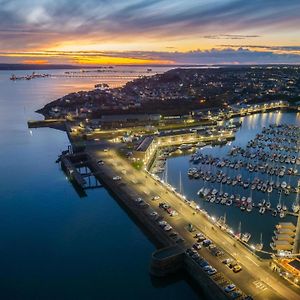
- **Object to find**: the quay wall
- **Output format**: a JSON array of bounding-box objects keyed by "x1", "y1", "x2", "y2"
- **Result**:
[
  {"x1": 85, "y1": 155, "x2": 236, "y2": 300},
  {"x1": 184, "y1": 256, "x2": 230, "y2": 300},
  {"x1": 27, "y1": 119, "x2": 66, "y2": 130}
]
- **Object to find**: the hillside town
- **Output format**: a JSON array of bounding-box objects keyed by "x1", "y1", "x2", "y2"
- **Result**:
[{"x1": 38, "y1": 66, "x2": 300, "y2": 121}]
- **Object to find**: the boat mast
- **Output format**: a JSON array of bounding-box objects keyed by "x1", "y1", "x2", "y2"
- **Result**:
[
  {"x1": 179, "y1": 171, "x2": 183, "y2": 194},
  {"x1": 164, "y1": 160, "x2": 168, "y2": 183}
]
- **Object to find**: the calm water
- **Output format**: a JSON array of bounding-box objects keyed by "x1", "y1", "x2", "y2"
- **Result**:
[
  {"x1": 164, "y1": 112, "x2": 300, "y2": 254},
  {"x1": 0, "y1": 67, "x2": 202, "y2": 300}
]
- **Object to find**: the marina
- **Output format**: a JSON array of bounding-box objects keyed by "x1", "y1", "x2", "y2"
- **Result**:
[{"x1": 156, "y1": 112, "x2": 300, "y2": 257}]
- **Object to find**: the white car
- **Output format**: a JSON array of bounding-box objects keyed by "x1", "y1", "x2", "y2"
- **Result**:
[
  {"x1": 158, "y1": 220, "x2": 167, "y2": 227},
  {"x1": 206, "y1": 268, "x2": 217, "y2": 276},
  {"x1": 193, "y1": 243, "x2": 202, "y2": 250},
  {"x1": 150, "y1": 211, "x2": 158, "y2": 217},
  {"x1": 135, "y1": 197, "x2": 143, "y2": 203},
  {"x1": 151, "y1": 195, "x2": 160, "y2": 201},
  {"x1": 112, "y1": 176, "x2": 121, "y2": 181},
  {"x1": 163, "y1": 225, "x2": 172, "y2": 231}
]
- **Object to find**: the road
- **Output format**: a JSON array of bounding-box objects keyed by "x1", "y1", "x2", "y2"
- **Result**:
[{"x1": 89, "y1": 145, "x2": 300, "y2": 300}]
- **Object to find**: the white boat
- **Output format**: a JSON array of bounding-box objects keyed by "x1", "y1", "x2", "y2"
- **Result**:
[
  {"x1": 246, "y1": 205, "x2": 252, "y2": 212},
  {"x1": 259, "y1": 206, "x2": 266, "y2": 214},
  {"x1": 292, "y1": 192, "x2": 300, "y2": 213},
  {"x1": 281, "y1": 181, "x2": 287, "y2": 189},
  {"x1": 255, "y1": 233, "x2": 263, "y2": 251},
  {"x1": 241, "y1": 232, "x2": 251, "y2": 243},
  {"x1": 277, "y1": 192, "x2": 282, "y2": 211},
  {"x1": 279, "y1": 210, "x2": 285, "y2": 218},
  {"x1": 197, "y1": 188, "x2": 204, "y2": 196}
]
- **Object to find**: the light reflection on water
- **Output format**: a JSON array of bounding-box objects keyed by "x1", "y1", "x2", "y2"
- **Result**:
[{"x1": 163, "y1": 112, "x2": 299, "y2": 256}]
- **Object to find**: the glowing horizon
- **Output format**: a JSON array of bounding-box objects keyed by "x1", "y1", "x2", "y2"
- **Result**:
[{"x1": 1, "y1": 1, "x2": 300, "y2": 65}]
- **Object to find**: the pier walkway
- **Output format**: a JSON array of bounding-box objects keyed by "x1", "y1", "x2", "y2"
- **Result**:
[{"x1": 87, "y1": 146, "x2": 300, "y2": 300}]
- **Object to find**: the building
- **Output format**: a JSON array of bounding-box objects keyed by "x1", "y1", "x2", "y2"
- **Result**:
[{"x1": 270, "y1": 257, "x2": 300, "y2": 287}]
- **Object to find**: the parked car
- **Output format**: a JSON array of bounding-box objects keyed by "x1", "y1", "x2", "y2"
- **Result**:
[
  {"x1": 232, "y1": 265, "x2": 242, "y2": 273},
  {"x1": 206, "y1": 267, "x2": 217, "y2": 276},
  {"x1": 224, "y1": 284, "x2": 236, "y2": 293},
  {"x1": 164, "y1": 224, "x2": 172, "y2": 231},
  {"x1": 230, "y1": 291, "x2": 242, "y2": 299},
  {"x1": 202, "y1": 239, "x2": 212, "y2": 247},
  {"x1": 222, "y1": 258, "x2": 233, "y2": 265},
  {"x1": 193, "y1": 243, "x2": 202, "y2": 250}
]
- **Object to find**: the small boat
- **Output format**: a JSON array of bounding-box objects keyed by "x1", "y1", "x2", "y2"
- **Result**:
[
  {"x1": 277, "y1": 192, "x2": 282, "y2": 211},
  {"x1": 279, "y1": 210, "x2": 285, "y2": 218},
  {"x1": 259, "y1": 206, "x2": 266, "y2": 214},
  {"x1": 292, "y1": 192, "x2": 299, "y2": 213},
  {"x1": 241, "y1": 232, "x2": 251, "y2": 243},
  {"x1": 246, "y1": 205, "x2": 252, "y2": 212},
  {"x1": 255, "y1": 233, "x2": 263, "y2": 251},
  {"x1": 226, "y1": 199, "x2": 233, "y2": 206},
  {"x1": 272, "y1": 210, "x2": 277, "y2": 217},
  {"x1": 281, "y1": 181, "x2": 287, "y2": 189}
]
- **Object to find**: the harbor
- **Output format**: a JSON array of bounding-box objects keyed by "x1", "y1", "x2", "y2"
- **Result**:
[
  {"x1": 158, "y1": 112, "x2": 300, "y2": 259},
  {"x1": 56, "y1": 109, "x2": 300, "y2": 299}
]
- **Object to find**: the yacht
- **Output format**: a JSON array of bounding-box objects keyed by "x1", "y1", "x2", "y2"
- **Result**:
[{"x1": 241, "y1": 232, "x2": 251, "y2": 243}]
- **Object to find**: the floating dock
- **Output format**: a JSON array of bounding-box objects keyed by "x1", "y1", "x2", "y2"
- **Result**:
[{"x1": 270, "y1": 240, "x2": 294, "y2": 251}]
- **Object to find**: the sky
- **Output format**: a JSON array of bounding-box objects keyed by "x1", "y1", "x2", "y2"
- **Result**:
[{"x1": 0, "y1": 0, "x2": 300, "y2": 65}]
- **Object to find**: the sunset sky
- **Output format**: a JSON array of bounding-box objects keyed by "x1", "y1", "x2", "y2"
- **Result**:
[{"x1": 1, "y1": 0, "x2": 300, "y2": 65}]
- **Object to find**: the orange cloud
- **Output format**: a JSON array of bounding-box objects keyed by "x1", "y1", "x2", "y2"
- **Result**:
[{"x1": 22, "y1": 59, "x2": 49, "y2": 64}]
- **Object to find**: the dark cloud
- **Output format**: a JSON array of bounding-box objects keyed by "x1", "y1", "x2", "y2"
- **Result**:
[
  {"x1": 203, "y1": 34, "x2": 260, "y2": 40},
  {"x1": 0, "y1": 0, "x2": 300, "y2": 50},
  {"x1": 219, "y1": 45, "x2": 300, "y2": 52},
  {"x1": 1, "y1": 48, "x2": 300, "y2": 64}
]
